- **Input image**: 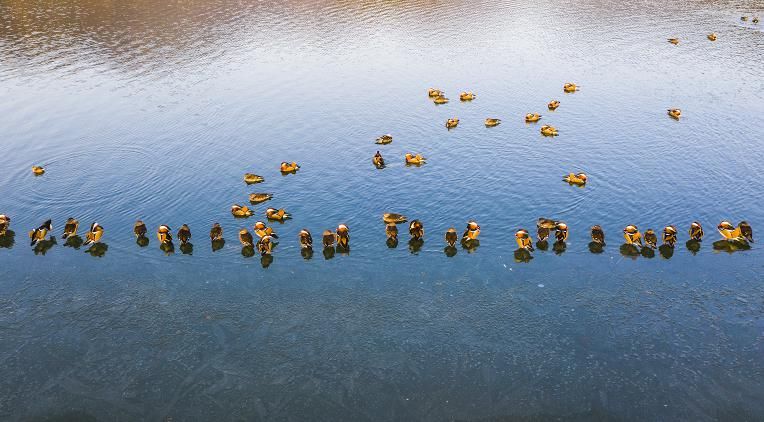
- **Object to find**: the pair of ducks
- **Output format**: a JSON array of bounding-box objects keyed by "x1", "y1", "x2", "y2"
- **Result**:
[
  {"x1": 623, "y1": 225, "x2": 679, "y2": 249},
  {"x1": 741, "y1": 16, "x2": 760, "y2": 23},
  {"x1": 242, "y1": 162, "x2": 300, "y2": 184},
  {"x1": 428, "y1": 88, "x2": 476, "y2": 104},
  {"x1": 371, "y1": 151, "x2": 425, "y2": 167},
  {"x1": 28, "y1": 219, "x2": 103, "y2": 246},
  {"x1": 382, "y1": 214, "x2": 480, "y2": 247},
  {"x1": 668, "y1": 34, "x2": 719, "y2": 44},
  {"x1": 231, "y1": 205, "x2": 290, "y2": 221},
  {"x1": 445, "y1": 118, "x2": 503, "y2": 128}
]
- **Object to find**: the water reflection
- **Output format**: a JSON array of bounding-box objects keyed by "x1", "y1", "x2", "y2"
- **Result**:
[
  {"x1": 685, "y1": 239, "x2": 701, "y2": 255},
  {"x1": 641, "y1": 247, "x2": 656, "y2": 259},
  {"x1": 84, "y1": 243, "x2": 108, "y2": 257},
  {"x1": 552, "y1": 241, "x2": 567, "y2": 255},
  {"x1": 712, "y1": 240, "x2": 752, "y2": 253},
  {"x1": 386, "y1": 238, "x2": 399, "y2": 249},
  {"x1": 536, "y1": 240, "x2": 549, "y2": 251},
  {"x1": 64, "y1": 235, "x2": 84, "y2": 249},
  {"x1": 461, "y1": 239, "x2": 479, "y2": 254},
  {"x1": 0, "y1": 231, "x2": 15, "y2": 248},
  {"x1": 514, "y1": 248, "x2": 533, "y2": 263},
  {"x1": 588, "y1": 241, "x2": 604, "y2": 254},
  {"x1": 33, "y1": 237, "x2": 56, "y2": 255},
  {"x1": 241, "y1": 245, "x2": 255, "y2": 258},
  {"x1": 180, "y1": 243, "x2": 194, "y2": 255},
  {"x1": 260, "y1": 254, "x2": 273, "y2": 268},
  {"x1": 408, "y1": 238, "x2": 424, "y2": 254},
  {"x1": 322, "y1": 246, "x2": 335, "y2": 260},
  {"x1": 211, "y1": 239, "x2": 225, "y2": 252},
  {"x1": 160, "y1": 242, "x2": 175, "y2": 255},
  {"x1": 300, "y1": 247, "x2": 313, "y2": 260},
  {"x1": 136, "y1": 236, "x2": 149, "y2": 248},
  {"x1": 443, "y1": 245, "x2": 457, "y2": 257},
  {"x1": 658, "y1": 245, "x2": 674, "y2": 259},
  {"x1": 620, "y1": 244, "x2": 641, "y2": 259}
]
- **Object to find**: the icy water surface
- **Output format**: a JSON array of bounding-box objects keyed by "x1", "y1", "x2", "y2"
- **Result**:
[{"x1": 0, "y1": 0, "x2": 763, "y2": 420}]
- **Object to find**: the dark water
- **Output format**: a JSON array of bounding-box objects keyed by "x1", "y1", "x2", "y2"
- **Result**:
[{"x1": 1, "y1": 0, "x2": 763, "y2": 420}]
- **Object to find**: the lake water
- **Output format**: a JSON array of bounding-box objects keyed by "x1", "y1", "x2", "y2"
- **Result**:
[{"x1": 1, "y1": 0, "x2": 763, "y2": 420}]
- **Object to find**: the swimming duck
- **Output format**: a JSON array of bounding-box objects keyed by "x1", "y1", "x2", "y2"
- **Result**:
[
  {"x1": 667, "y1": 38, "x2": 679, "y2": 45},
  {"x1": 739, "y1": 221, "x2": 753, "y2": 242},
  {"x1": 322, "y1": 230, "x2": 336, "y2": 248},
  {"x1": 210, "y1": 223, "x2": 223, "y2": 241},
  {"x1": 265, "y1": 208, "x2": 290, "y2": 221},
  {"x1": 591, "y1": 225, "x2": 605, "y2": 244},
  {"x1": 62, "y1": 218, "x2": 79, "y2": 239},
  {"x1": 376, "y1": 134, "x2": 393, "y2": 145},
  {"x1": 741, "y1": 16, "x2": 748, "y2": 21},
  {"x1": 548, "y1": 100, "x2": 560, "y2": 110},
  {"x1": 336, "y1": 224, "x2": 350, "y2": 249},
  {"x1": 462, "y1": 221, "x2": 481, "y2": 242},
  {"x1": 280, "y1": 162, "x2": 300, "y2": 173},
  {"x1": 383, "y1": 213, "x2": 407, "y2": 224},
  {"x1": 249, "y1": 193, "x2": 273, "y2": 204},
  {"x1": 254, "y1": 221, "x2": 278, "y2": 239},
  {"x1": 623, "y1": 225, "x2": 642, "y2": 246},
  {"x1": 707, "y1": 33, "x2": 717, "y2": 41},
  {"x1": 662, "y1": 225, "x2": 678, "y2": 247},
  {"x1": 555, "y1": 222, "x2": 569, "y2": 242},
  {"x1": 753, "y1": 17, "x2": 759, "y2": 24},
  {"x1": 667, "y1": 108, "x2": 681, "y2": 119},
  {"x1": 256, "y1": 235, "x2": 274, "y2": 256},
  {"x1": 238, "y1": 229, "x2": 254, "y2": 247},
  {"x1": 485, "y1": 118, "x2": 501, "y2": 127},
  {"x1": 29, "y1": 220, "x2": 52, "y2": 246},
  {"x1": 540, "y1": 125, "x2": 558, "y2": 136},
  {"x1": 299, "y1": 229, "x2": 313, "y2": 249},
  {"x1": 32, "y1": 166, "x2": 45, "y2": 175},
  {"x1": 231, "y1": 204, "x2": 254, "y2": 218},
  {"x1": 525, "y1": 113, "x2": 542, "y2": 123},
  {"x1": 446, "y1": 118, "x2": 459, "y2": 129},
  {"x1": 409, "y1": 220, "x2": 424, "y2": 240},
  {"x1": 84, "y1": 222, "x2": 104, "y2": 245},
  {"x1": 134, "y1": 220, "x2": 147, "y2": 238},
  {"x1": 459, "y1": 92, "x2": 476, "y2": 101},
  {"x1": 688, "y1": 221, "x2": 704, "y2": 241},
  {"x1": 373, "y1": 151, "x2": 385, "y2": 169},
  {"x1": 445, "y1": 228, "x2": 458, "y2": 247},
  {"x1": 386, "y1": 223, "x2": 398, "y2": 240},
  {"x1": 433, "y1": 95, "x2": 449, "y2": 104},
  {"x1": 405, "y1": 153, "x2": 426, "y2": 165},
  {"x1": 428, "y1": 88, "x2": 444, "y2": 98},
  {"x1": 515, "y1": 229, "x2": 534, "y2": 251},
  {"x1": 563, "y1": 172, "x2": 587, "y2": 185},
  {"x1": 644, "y1": 229, "x2": 658, "y2": 249},
  {"x1": 537, "y1": 218, "x2": 558, "y2": 230},
  {"x1": 157, "y1": 225, "x2": 172, "y2": 244},
  {"x1": 244, "y1": 173, "x2": 264, "y2": 184},
  {"x1": 0, "y1": 215, "x2": 9, "y2": 236},
  {"x1": 177, "y1": 224, "x2": 192, "y2": 245},
  {"x1": 563, "y1": 83, "x2": 579, "y2": 92},
  {"x1": 717, "y1": 220, "x2": 741, "y2": 241}
]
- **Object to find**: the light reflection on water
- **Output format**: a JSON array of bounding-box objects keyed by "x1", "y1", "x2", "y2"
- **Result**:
[{"x1": 0, "y1": 0, "x2": 763, "y2": 420}]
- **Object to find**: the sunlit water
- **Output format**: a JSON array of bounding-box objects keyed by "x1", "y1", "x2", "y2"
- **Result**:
[{"x1": 1, "y1": 0, "x2": 763, "y2": 420}]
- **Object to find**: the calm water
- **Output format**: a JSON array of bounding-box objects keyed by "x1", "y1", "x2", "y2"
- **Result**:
[{"x1": 1, "y1": 0, "x2": 763, "y2": 420}]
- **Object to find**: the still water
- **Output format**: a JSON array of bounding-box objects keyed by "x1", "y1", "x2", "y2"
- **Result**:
[{"x1": 1, "y1": 0, "x2": 763, "y2": 420}]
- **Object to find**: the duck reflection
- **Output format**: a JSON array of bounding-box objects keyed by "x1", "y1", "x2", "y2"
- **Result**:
[
  {"x1": 514, "y1": 248, "x2": 534, "y2": 263},
  {"x1": 260, "y1": 254, "x2": 274, "y2": 268},
  {"x1": 443, "y1": 245, "x2": 457, "y2": 257},
  {"x1": 241, "y1": 245, "x2": 255, "y2": 258},
  {"x1": 301, "y1": 247, "x2": 313, "y2": 260},
  {"x1": 64, "y1": 235, "x2": 84, "y2": 249},
  {"x1": 552, "y1": 241, "x2": 566, "y2": 255},
  {"x1": 211, "y1": 238, "x2": 225, "y2": 252},
  {"x1": 619, "y1": 244, "x2": 641, "y2": 259},
  {"x1": 0, "y1": 231, "x2": 16, "y2": 249},
  {"x1": 160, "y1": 242, "x2": 175, "y2": 255},
  {"x1": 536, "y1": 240, "x2": 549, "y2": 251},
  {"x1": 85, "y1": 243, "x2": 109, "y2": 257},
  {"x1": 658, "y1": 244, "x2": 674, "y2": 259},
  {"x1": 588, "y1": 241, "x2": 604, "y2": 254},
  {"x1": 180, "y1": 243, "x2": 194, "y2": 255},
  {"x1": 712, "y1": 239, "x2": 751, "y2": 253},
  {"x1": 386, "y1": 237, "x2": 399, "y2": 249},
  {"x1": 136, "y1": 236, "x2": 150, "y2": 247},
  {"x1": 685, "y1": 239, "x2": 701, "y2": 255},
  {"x1": 322, "y1": 246, "x2": 335, "y2": 260},
  {"x1": 408, "y1": 238, "x2": 424, "y2": 254},
  {"x1": 33, "y1": 237, "x2": 57, "y2": 255},
  {"x1": 461, "y1": 239, "x2": 480, "y2": 253},
  {"x1": 640, "y1": 246, "x2": 655, "y2": 259}
]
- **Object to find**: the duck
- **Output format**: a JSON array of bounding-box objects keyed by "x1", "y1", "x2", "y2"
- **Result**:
[
  {"x1": 249, "y1": 193, "x2": 273, "y2": 204},
  {"x1": 265, "y1": 207, "x2": 290, "y2": 221},
  {"x1": 644, "y1": 229, "x2": 658, "y2": 249},
  {"x1": 84, "y1": 222, "x2": 104, "y2": 245},
  {"x1": 662, "y1": 225, "x2": 678, "y2": 247},
  {"x1": 280, "y1": 162, "x2": 300, "y2": 173},
  {"x1": 256, "y1": 235, "x2": 274, "y2": 255},
  {"x1": 243, "y1": 173, "x2": 264, "y2": 184},
  {"x1": 537, "y1": 218, "x2": 558, "y2": 230},
  {"x1": 688, "y1": 221, "x2": 704, "y2": 241},
  {"x1": 375, "y1": 134, "x2": 393, "y2": 145},
  {"x1": 515, "y1": 229, "x2": 534, "y2": 251},
  {"x1": 537, "y1": 225, "x2": 550, "y2": 242},
  {"x1": 525, "y1": 113, "x2": 542, "y2": 123},
  {"x1": 409, "y1": 220, "x2": 424, "y2": 240},
  {"x1": 741, "y1": 16, "x2": 748, "y2": 21},
  {"x1": 623, "y1": 225, "x2": 642, "y2": 246},
  {"x1": 445, "y1": 118, "x2": 459, "y2": 129},
  {"x1": 254, "y1": 221, "x2": 278, "y2": 239},
  {"x1": 210, "y1": 223, "x2": 223, "y2": 241},
  {"x1": 591, "y1": 225, "x2": 605, "y2": 244},
  {"x1": 548, "y1": 100, "x2": 560, "y2": 110},
  {"x1": 667, "y1": 108, "x2": 681, "y2": 119},
  {"x1": 717, "y1": 220, "x2": 741, "y2": 241},
  {"x1": 459, "y1": 92, "x2": 476, "y2": 101},
  {"x1": 462, "y1": 221, "x2": 481, "y2": 242},
  {"x1": 753, "y1": 17, "x2": 759, "y2": 24},
  {"x1": 739, "y1": 221, "x2": 753, "y2": 243},
  {"x1": 382, "y1": 213, "x2": 407, "y2": 224},
  {"x1": 336, "y1": 224, "x2": 350, "y2": 249},
  {"x1": 299, "y1": 229, "x2": 313, "y2": 249},
  {"x1": 372, "y1": 151, "x2": 385, "y2": 169},
  {"x1": 231, "y1": 204, "x2": 254, "y2": 218},
  {"x1": 555, "y1": 222, "x2": 569, "y2": 242},
  {"x1": 157, "y1": 225, "x2": 173, "y2": 244},
  {"x1": 428, "y1": 88, "x2": 444, "y2": 98},
  {"x1": 29, "y1": 220, "x2": 52, "y2": 246},
  {"x1": 485, "y1": 118, "x2": 501, "y2": 127},
  {"x1": 563, "y1": 83, "x2": 579, "y2": 92},
  {"x1": 563, "y1": 172, "x2": 587, "y2": 185},
  {"x1": 445, "y1": 228, "x2": 458, "y2": 247},
  {"x1": 32, "y1": 166, "x2": 45, "y2": 175},
  {"x1": 177, "y1": 224, "x2": 192, "y2": 245},
  {"x1": 405, "y1": 153, "x2": 426, "y2": 165},
  {"x1": 386, "y1": 223, "x2": 398, "y2": 240},
  {"x1": 134, "y1": 220, "x2": 147, "y2": 238},
  {"x1": 322, "y1": 230, "x2": 336, "y2": 248},
  {"x1": 707, "y1": 33, "x2": 717, "y2": 41},
  {"x1": 540, "y1": 125, "x2": 558, "y2": 136},
  {"x1": 0, "y1": 215, "x2": 9, "y2": 236},
  {"x1": 238, "y1": 228, "x2": 254, "y2": 247},
  {"x1": 667, "y1": 38, "x2": 679, "y2": 45},
  {"x1": 62, "y1": 218, "x2": 79, "y2": 239},
  {"x1": 433, "y1": 95, "x2": 449, "y2": 104}
]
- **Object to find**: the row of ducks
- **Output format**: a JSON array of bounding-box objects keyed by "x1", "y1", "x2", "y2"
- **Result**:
[
  {"x1": 667, "y1": 33, "x2": 720, "y2": 44},
  {"x1": 427, "y1": 84, "x2": 578, "y2": 105}
]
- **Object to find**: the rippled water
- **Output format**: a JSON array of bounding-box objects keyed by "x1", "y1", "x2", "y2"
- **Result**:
[{"x1": 1, "y1": 0, "x2": 763, "y2": 420}]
